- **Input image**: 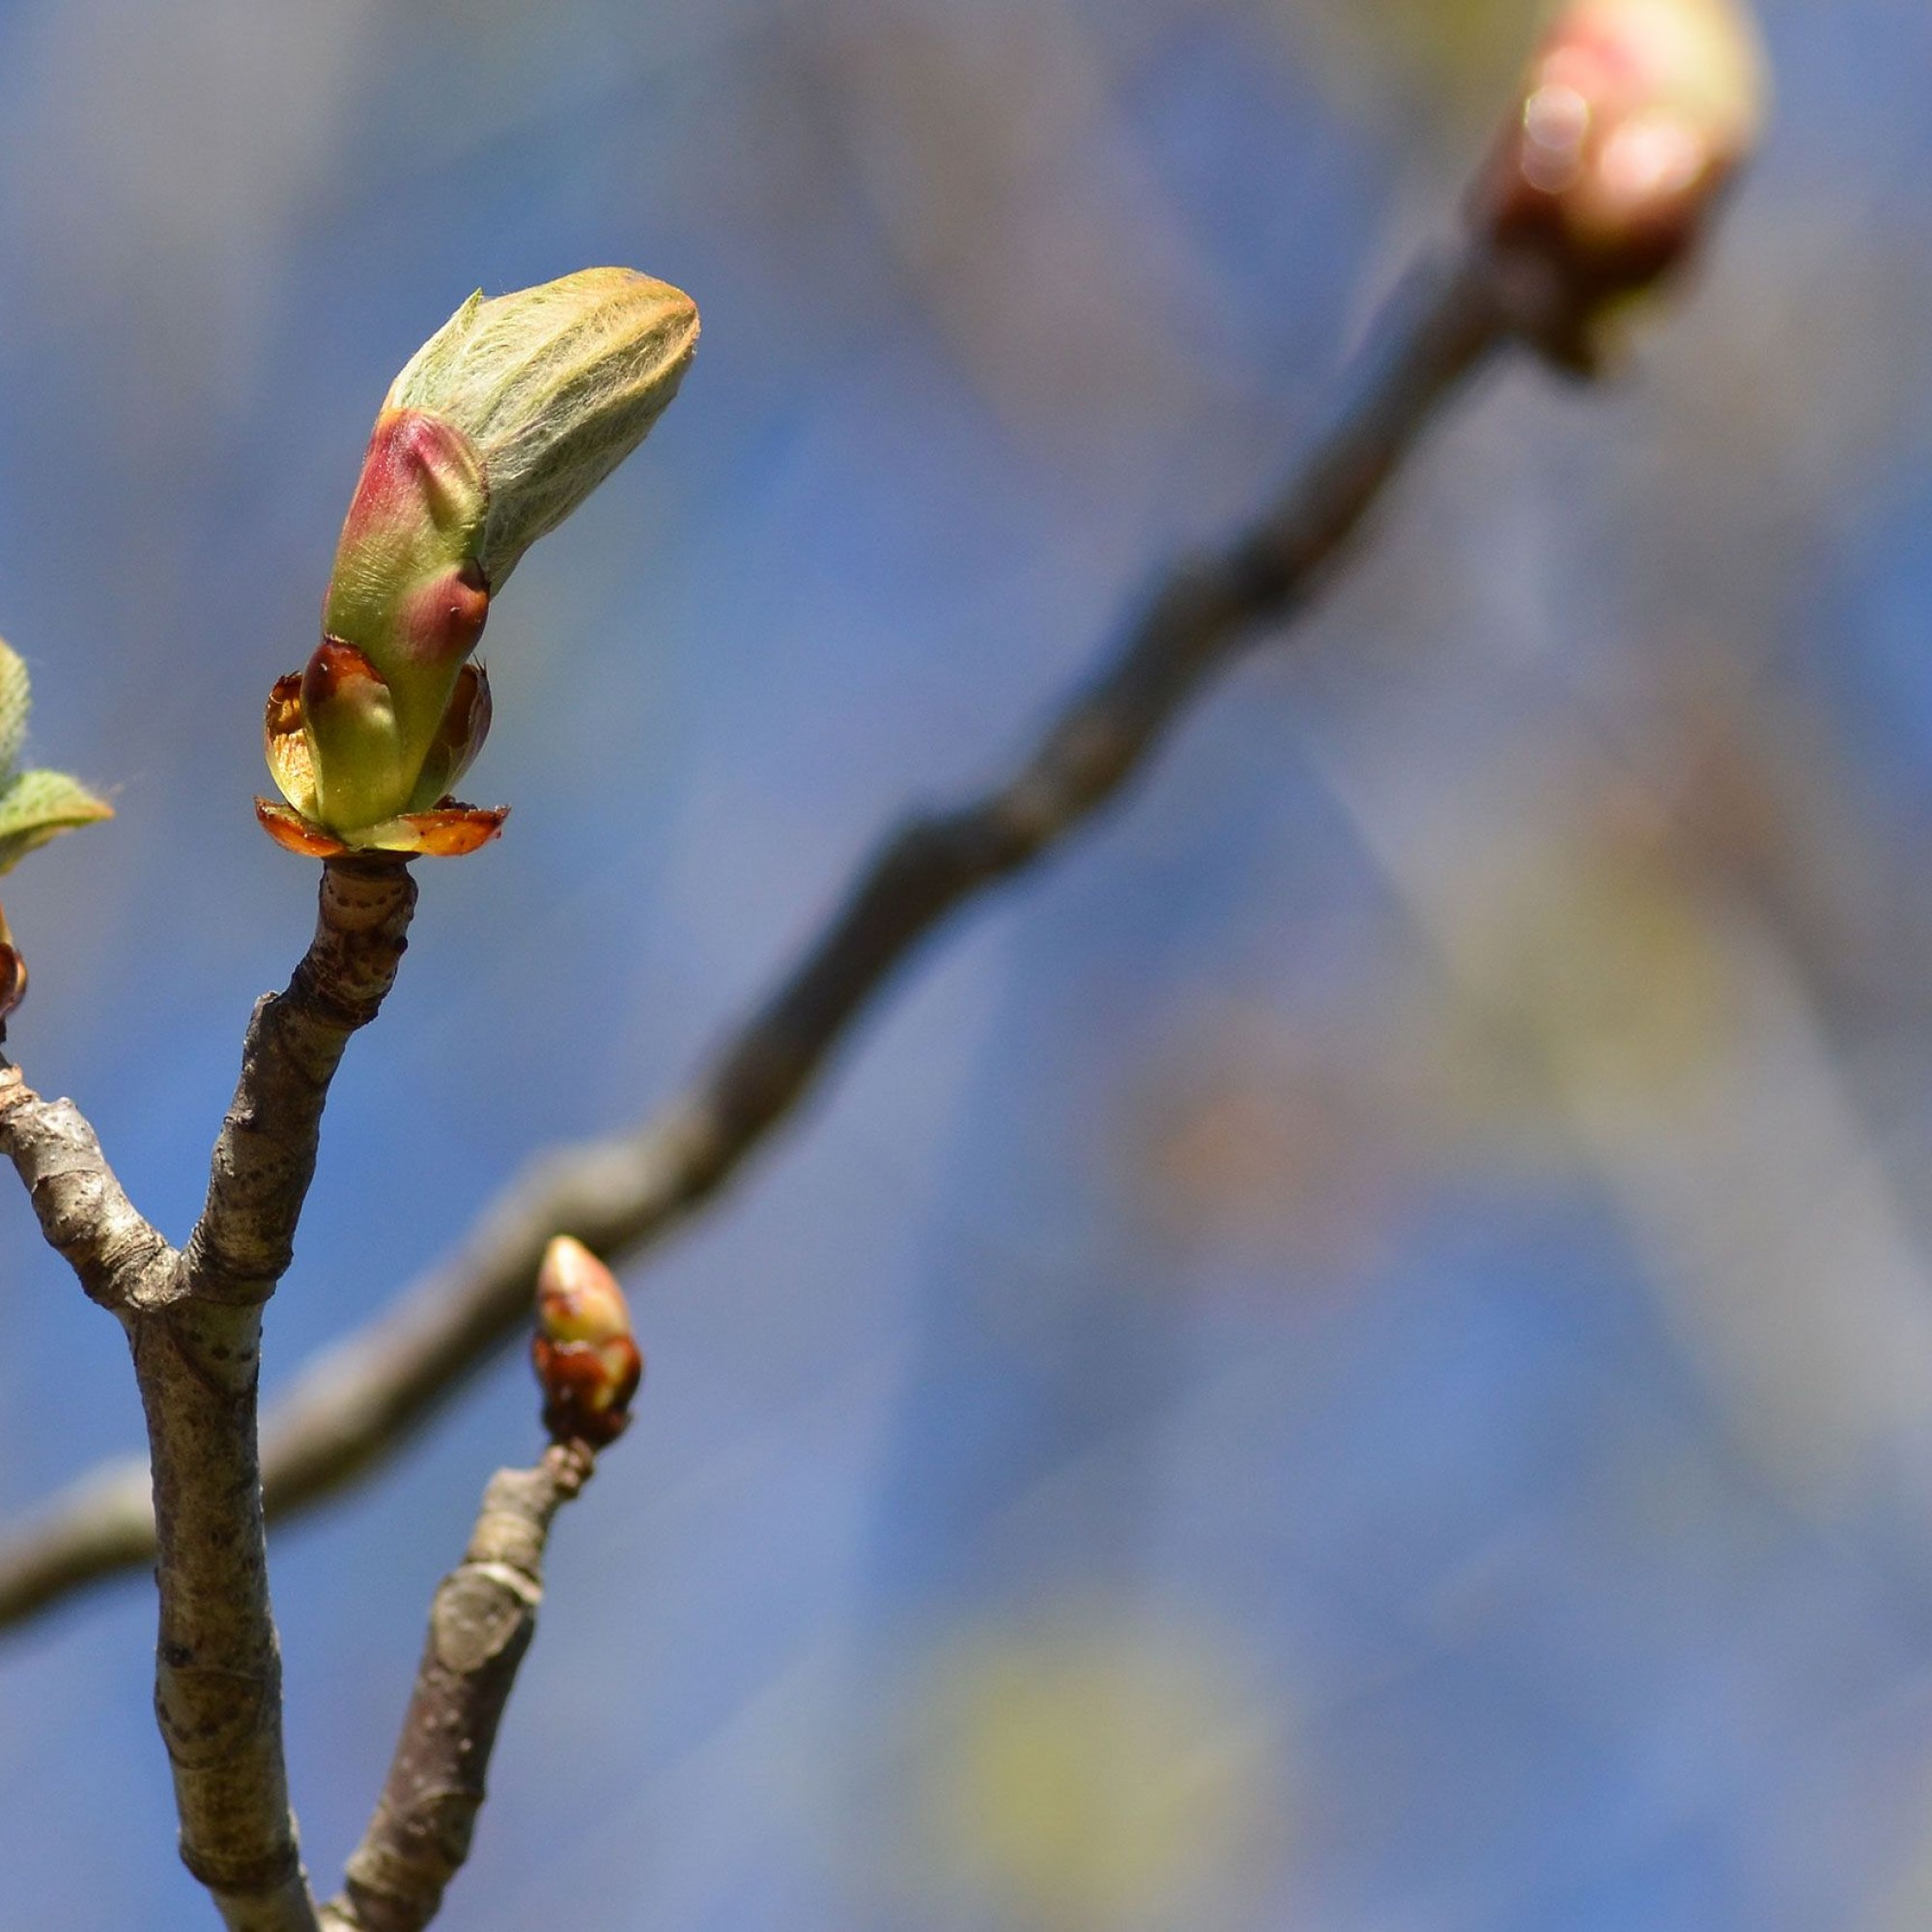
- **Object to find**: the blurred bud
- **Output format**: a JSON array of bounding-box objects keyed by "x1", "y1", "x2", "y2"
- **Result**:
[
  {"x1": 0, "y1": 639, "x2": 111, "y2": 879},
  {"x1": 260, "y1": 268, "x2": 696, "y2": 853},
  {"x1": 0, "y1": 643, "x2": 24, "y2": 771},
  {"x1": 532, "y1": 1236, "x2": 643, "y2": 1448},
  {"x1": 384, "y1": 267, "x2": 699, "y2": 591},
  {"x1": 1471, "y1": 0, "x2": 1768, "y2": 366},
  {"x1": 0, "y1": 639, "x2": 112, "y2": 1024},
  {"x1": 0, "y1": 901, "x2": 22, "y2": 1026}
]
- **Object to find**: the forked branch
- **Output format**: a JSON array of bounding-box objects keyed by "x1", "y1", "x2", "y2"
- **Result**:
[
  {"x1": 0, "y1": 857, "x2": 418, "y2": 1932},
  {"x1": 0, "y1": 243, "x2": 1514, "y2": 1634}
]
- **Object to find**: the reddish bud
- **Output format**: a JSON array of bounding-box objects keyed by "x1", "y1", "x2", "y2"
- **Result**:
[
  {"x1": 327, "y1": 410, "x2": 490, "y2": 682},
  {"x1": 532, "y1": 1236, "x2": 642, "y2": 1448},
  {"x1": 0, "y1": 902, "x2": 23, "y2": 1025},
  {"x1": 307, "y1": 409, "x2": 491, "y2": 833},
  {"x1": 1472, "y1": 0, "x2": 1767, "y2": 366},
  {"x1": 265, "y1": 268, "x2": 695, "y2": 849}
]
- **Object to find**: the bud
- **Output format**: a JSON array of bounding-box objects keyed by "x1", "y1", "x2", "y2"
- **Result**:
[
  {"x1": 409, "y1": 662, "x2": 494, "y2": 809},
  {"x1": 298, "y1": 639, "x2": 407, "y2": 832},
  {"x1": 259, "y1": 267, "x2": 697, "y2": 853},
  {"x1": 532, "y1": 1236, "x2": 643, "y2": 1448},
  {"x1": 1472, "y1": 0, "x2": 1768, "y2": 366},
  {"x1": 0, "y1": 900, "x2": 22, "y2": 1026},
  {"x1": 258, "y1": 666, "x2": 506, "y2": 859},
  {"x1": 385, "y1": 267, "x2": 699, "y2": 590},
  {"x1": 0, "y1": 639, "x2": 24, "y2": 770}
]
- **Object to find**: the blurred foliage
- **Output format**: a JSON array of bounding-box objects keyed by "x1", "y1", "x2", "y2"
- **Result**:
[
  {"x1": 1114, "y1": 1009, "x2": 1397, "y2": 1281},
  {"x1": 1277, "y1": 0, "x2": 1545, "y2": 132},
  {"x1": 1437, "y1": 798, "x2": 1737, "y2": 1122},
  {"x1": 903, "y1": 1612, "x2": 1280, "y2": 1930},
  {"x1": 0, "y1": 639, "x2": 111, "y2": 879}
]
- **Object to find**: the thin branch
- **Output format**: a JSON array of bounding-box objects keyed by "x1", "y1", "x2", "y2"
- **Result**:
[
  {"x1": 0, "y1": 1455, "x2": 156, "y2": 1622},
  {"x1": 318, "y1": 1441, "x2": 598, "y2": 1932},
  {"x1": 185, "y1": 858, "x2": 419, "y2": 1307},
  {"x1": 0, "y1": 241, "x2": 1512, "y2": 1631}
]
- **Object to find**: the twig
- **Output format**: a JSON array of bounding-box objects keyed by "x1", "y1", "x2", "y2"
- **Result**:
[
  {"x1": 186, "y1": 859, "x2": 420, "y2": 1306},
  {"x1": 0, "y1": 1065, "x2": 173, "y2": 1311},
  {"x1": 317, "y1": 1441, "x2": 598, "y2": 1932},
  {"x1": 322, "y1": 1237, "x2": 638, "y2": 1932},
  {"x1": 0, "y1": 242, "x2": 1511, "y2": 1631},
  {"x1": 147, "y1": 857, "x2": 414, "y2": 1932},
  {"x1": 0, "y1": 856, "x2": 418, "y2": 1931}
]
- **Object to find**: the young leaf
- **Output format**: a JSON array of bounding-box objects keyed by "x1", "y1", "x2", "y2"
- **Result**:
[
  {"x1": 0, "y1": 768, "x2": 114, "y2": 877},
  {"x1": 0, "y1": 641, "x2": 31, "y2": 783},
  {"x1": 0, "y1": 641, "x2": 112, "y2": 877}
]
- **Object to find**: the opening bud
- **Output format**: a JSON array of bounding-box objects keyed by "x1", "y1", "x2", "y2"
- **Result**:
[
  {"x1": 1471, "y1": 0, "x2": 1768, "y2": 367},
  {"x1": 260, "y1": 267, "x2": 696, "y2": 853},
  {"x1": 532, "y1": 1236, "x2": 643, "y2": 1448}
]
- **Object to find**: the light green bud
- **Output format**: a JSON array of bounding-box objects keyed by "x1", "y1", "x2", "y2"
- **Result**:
[{"x1": 384, "y1": 266, "x2": 700, "y2": 590}]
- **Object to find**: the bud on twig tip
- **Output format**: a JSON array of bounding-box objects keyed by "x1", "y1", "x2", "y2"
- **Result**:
[
  {"x1": 1470, "y1": 0, "x2": 1768, "y2": 369},
  {"x1": 533, "y1": 1236, "x2": 643, "y2": 1449},
  {"x1": 259, "y1": 266, "x2": 696, "y2": 855}
]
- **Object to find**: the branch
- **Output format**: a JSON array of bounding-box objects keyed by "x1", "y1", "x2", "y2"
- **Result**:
[
  {"x1": 0, "y1": 1064, "x2": 173, "y2": 1311},
  {"x1": 318, "y1": 1442, "x2": 597, "y2": 1932},
  {"x1": 0, "y1": 242, "x2": 1510, "y2": 1631},
  {"x1": 139, "y1": 855, "x2": 416, "y2": 1931},
  {"x1": 320, "y1": 1237, "x2": 639, "y2": 1932},
  {"x1": 185, "y1": 857, "x2": 419, "y2": 1306},
  {"x1": 0, "y1": 857, "x2": 419, "y2": 1930}
]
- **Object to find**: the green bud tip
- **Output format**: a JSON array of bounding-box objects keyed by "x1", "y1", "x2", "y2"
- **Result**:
[{"x1": 386, "y1": 266, "x2": 699, "y2": 591}]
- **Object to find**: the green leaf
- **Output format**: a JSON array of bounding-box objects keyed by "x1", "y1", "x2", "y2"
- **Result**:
[
  {"x1": 0, "y1": 640, "x2": 30, "y2": 783},
  {"x1": 0, "y1": 767, "x2": 113, "y2": 877}
]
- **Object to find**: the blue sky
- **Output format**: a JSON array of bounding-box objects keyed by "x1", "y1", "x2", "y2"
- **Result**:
[{"x1": 4, "y1": 2, "x2": 1932, "y2": 1926}]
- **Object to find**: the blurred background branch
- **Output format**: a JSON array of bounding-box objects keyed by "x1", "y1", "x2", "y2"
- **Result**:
[{"x1": 10, "y1": 2, "x2": 1932, "y2": 1928}]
